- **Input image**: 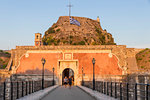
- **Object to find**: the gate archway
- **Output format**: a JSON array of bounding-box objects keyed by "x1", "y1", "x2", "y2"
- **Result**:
[{"x1": 62, "y1": 68, "x2": 74, "y2": 85}]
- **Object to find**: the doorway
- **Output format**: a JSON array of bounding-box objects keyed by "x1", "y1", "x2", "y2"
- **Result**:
[{"x1": 62, "y1": 68, "x2": 74, "y2": 85}]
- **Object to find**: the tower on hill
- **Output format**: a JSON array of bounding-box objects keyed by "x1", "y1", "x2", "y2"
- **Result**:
[
  {"x1": 35, "y1": 33, "x2": 42, "y2": 46},
  {"x1": 97, "y1": 16, "x2": 100, "y2": 23}
]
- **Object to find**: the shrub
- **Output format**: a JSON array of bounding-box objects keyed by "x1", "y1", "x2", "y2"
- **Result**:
[
  {"x1": 92, "y1": 42, "x2": 97, "y2": 45},
  {"x1": 73, "y1": 43, "x2": 77, "y2": 45},
  {"x1": 56, "y1": 29, "x2": 60, "y2": 32},
  {"x1": 95, "y1": 26, "x2": 102, "y2": 34},
  {"x1": 48, "y1": 28, "x2": 55, "y2": 34},
  {"x1": 63, "y1": 41, "x2": 68, "y2": 44},
  {"x1": 84, "y1": 37, "x2": 88, "y2": 42},
  {"x1": 2, "y1": 64, "x2": 7, "y2": 69},
  {"x1": 145, "y1": 48, "x2": 149, "y2": 50},
  {"x1": 78, "y1": 41, "x2": 85, "y2": 45},
  {"x1": 70, "y1": 35, "x2": 73, "y2": 39},
  {"x1": 57, "y1": 39, "x2": 60, "y2": 43},
  {"x1": 5, "y1": 52, "x2": 9, "y2": 54},
  {"x1": 142, "y1": 55, "x2": 145, "y2": 57},
  {"x1": 0, "y1": 50, "x2": 3, "y2": 52},
  {"x1": 137, "y1": 58, "x2": 142, "y2": 60},
  {"x1": 149, "y1": 60, "x2": 150, "y2": 62},
  {"x1": 0, "y1": 58, "x2": 3, "y2": 62},
  {"x1": 54, "y1": 25, "x2": 58, "y2": 28},
  {"x1": 70, "y1": 41, "x2": 72, "y2": 44},
  {"x1": 140, "y1": 66, "x2": 145, "y2": 68}
]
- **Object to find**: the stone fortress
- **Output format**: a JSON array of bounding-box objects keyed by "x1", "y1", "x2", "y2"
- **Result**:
[{"x1": 1, "y1": 16, "x2": 144, "y2": 85}]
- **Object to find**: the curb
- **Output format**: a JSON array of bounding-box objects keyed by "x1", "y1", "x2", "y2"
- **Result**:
[
  {"x1": 39, "y1": 85, "x2": 59, "y2": 100},
  {"x1": 77, "y1": 86, "x2": 97, "y2": 100}
]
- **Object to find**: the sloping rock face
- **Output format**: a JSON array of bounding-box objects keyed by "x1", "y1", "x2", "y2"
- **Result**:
[
  {"x1": 136, "y1": 48, "x2": 150, "y2": 70},
  {"x1": 0, "y1": 50, "x2": 11, "y2": 69},
  {"x1": 42, "y1": 16, "x2": 116, "y2": 45}
]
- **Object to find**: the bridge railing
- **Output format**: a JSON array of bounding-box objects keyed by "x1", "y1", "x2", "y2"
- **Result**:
[
  {"x1": 83, "y1": 81, "x2": 150, "y2": 100},
  {"x1": 0, "y1": 80, "x2": 54, "y2": 100}
]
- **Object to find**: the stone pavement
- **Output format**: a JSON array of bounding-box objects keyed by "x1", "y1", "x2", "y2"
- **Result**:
[{"x1": 41, "y1": 86, "x2": 96, "y2": 100}]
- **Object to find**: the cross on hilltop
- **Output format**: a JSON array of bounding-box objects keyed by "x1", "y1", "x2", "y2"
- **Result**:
[{"x1": 67, "y1": 1, "x2": 73, "y2": 17}]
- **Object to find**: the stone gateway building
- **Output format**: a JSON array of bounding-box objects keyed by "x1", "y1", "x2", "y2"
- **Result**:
[{"x1": 5, "y1": 16, "x2": 141, "y2": 85}]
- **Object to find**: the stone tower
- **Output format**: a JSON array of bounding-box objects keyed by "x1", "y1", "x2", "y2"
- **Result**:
[
  {"x1": 97, "y1": 16, "x2": 100, "y2": 23},
  {"x1": 35, "y1": 33, "x2": 42, "y2": 46}
]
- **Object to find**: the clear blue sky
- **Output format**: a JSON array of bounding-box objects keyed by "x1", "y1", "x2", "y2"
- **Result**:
[{"x1": 0, "y1": 0, "x2": 150, "y2": 50}]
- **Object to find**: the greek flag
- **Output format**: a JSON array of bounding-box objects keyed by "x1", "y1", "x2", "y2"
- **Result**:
[{"x1": 70, "y1": 17, "x2": 80, "y2": 26}]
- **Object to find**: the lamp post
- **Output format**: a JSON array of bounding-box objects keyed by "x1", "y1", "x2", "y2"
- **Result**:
[
  {"x1": 41, "y1": 58, "x2": 46, "y2": 90},
  {"x1": 92, "y1": 58, "x2": 96, "y2": 90},
  {"x1": 52, "y1": 67, "x2": 55, "y2": 86},
  {"x1": 82, "y1": 66, "x2": 84, "y2": 86}
]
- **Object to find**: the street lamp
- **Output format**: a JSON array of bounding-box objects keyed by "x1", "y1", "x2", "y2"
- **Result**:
[
  {"x1": 52, "y1": 67, "x2": 55, "y2": 86},
  {"x1": 41, "y1": 58, "x2": 46, "y2": 90},
  {"x1": 92, "y1": 58, "x2": 96, "y2": 90},
  {"x1": 82, "y1": 66, "x2": 84, "y2": 86}
]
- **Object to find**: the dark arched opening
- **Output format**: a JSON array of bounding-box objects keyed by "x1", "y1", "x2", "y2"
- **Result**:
[{"x1": 62, "y1": 68, "x2": 74, "y2": 85}]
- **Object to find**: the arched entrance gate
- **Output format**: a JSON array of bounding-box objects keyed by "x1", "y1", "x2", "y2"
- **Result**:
[
  {"x1": 57, "y1": 60, "x2": 79, "y2": 85},
  {"x1": 62, "y1": 68, "x2": 74, "y2": 85}
]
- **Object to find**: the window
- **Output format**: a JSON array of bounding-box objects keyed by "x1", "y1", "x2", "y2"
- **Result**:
[{"x1": 37, "y1": 35, "x2": 38, "y2": 39}]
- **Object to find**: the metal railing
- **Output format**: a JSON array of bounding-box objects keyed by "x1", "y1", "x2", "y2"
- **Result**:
[
  {"x1": 83, "y1": 81, "x2": 150, "y2": 100},
  {"x1": 0, "y1": 80, "x2": 54, "y2": 100}
]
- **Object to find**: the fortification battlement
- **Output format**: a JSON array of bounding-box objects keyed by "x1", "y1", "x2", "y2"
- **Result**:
[{"x1": 15, "y1": 45, "x2": 127, "y2": 50}]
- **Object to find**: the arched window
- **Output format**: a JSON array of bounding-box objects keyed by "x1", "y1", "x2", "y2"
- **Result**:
[{"x1": 37, "y1": 35, "x2": 38, "y2": 39}]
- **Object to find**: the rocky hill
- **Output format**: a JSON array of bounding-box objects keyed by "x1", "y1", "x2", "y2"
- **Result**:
[
  {"x1": 0, "y1": 50, "x2": 11, "y2": 69},
  {"x1": 42, "y1": 16, "x2": 116, "y2": 45},
  {"x1": 136, "y1": 48, "x2": 150, "y2": 70}
]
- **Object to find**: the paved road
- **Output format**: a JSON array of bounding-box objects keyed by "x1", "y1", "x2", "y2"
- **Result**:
[{"x1": 42, "y1": 86, "x2": 96, "y2": 100}]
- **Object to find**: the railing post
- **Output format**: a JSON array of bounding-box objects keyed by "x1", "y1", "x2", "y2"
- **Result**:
[
  {"x1": 135, "y1": 83, "x2": 137, "y2": 100},
  {"x1": 115, "y1": 82, "x2": 117, "y2": 98},
  {"x1": 17, "y1": 81, "x2": 19, "y2": 99},
  {"x1": 146, "y1": 84, "x2": 149, "y2": 100},
  {"x1": 29, "y1": 81, "x2": 31, "y2": 94},
  {"x1": 32, "y1": 81, "x2": 33, "y2": 93},
  {"x1": 11, "y1": 81, "x2": 13, "y2": 100},
  {"x1": 107, "y1": 82, "x2": 109, "y2": 95},
  {"x1": 3, "y1": 82, "x2": 6, "y2": 100},
  {"x1": 111, "y1": 82, "x2": 113, "y2": 97},
  {"x1": 102, "y1": 81, "x2": 103, "y2": 93},
  {"x1": 22, "y1": 81, "x2": 24, "y2": 97},
  {"x1": 26, "y1": 81, "x2": 28, "y2": 95},
  {"x1": 120, "y1": 83, "x2": 122, "y2": 100},
  {"x1": 126, "y1": 83, "x2": 129, "y2": 100},
  {"x1": 104, "y1": 82, "x2": 106, "y2": 94}
]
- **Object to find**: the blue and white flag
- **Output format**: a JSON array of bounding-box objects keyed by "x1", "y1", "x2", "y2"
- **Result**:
[{"x1": 70, "y1": 17, "x2": 80, "y2": 26}]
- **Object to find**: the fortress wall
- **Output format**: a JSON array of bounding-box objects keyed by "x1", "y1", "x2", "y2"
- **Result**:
[
  {"x1": 7, "y1": 45, "x2": 142, "y2": 85},
  {"x1": 10, "y1": 45, "x2": 140, "y2": 76},
  {"x1": 14, "y1": 45, "x2": 126, "y2": 75}
]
